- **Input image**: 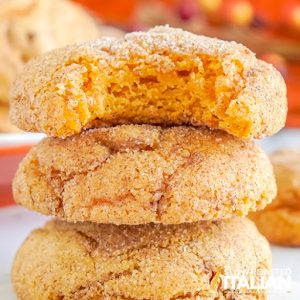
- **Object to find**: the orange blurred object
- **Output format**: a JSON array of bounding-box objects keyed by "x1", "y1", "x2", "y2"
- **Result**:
[
  {"x1": 73, "y1": 0, "x2": 177, "y2": 24},
  {"x1": 198, "y1": 0, "x2": 222, "y2": 13},
  {"x1": 251, "y1": 0, "x2": 300, "y2": 27},
  {"x1": 250, "y1": 0, "x2": 282, "y2": 23},
  {"x1": 221, "y1": 0, "x2": 253, "y2": 26},
  {"x1": 286, "y1": 63, "x2": 300, "y2": 127},
  {"x1": 73, "y1": 0, "x2": 136, "y2": 23},
  {"x1": 282, "y1": 1, "x2": 300, "y2": 30}
]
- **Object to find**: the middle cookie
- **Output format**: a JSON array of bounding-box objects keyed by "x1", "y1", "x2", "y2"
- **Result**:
[{"x1": 13, "y1": 125, "x2": 276, "y2": 224}]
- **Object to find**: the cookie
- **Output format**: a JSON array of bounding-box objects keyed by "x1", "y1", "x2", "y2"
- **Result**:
[
  {"x1": 0, "y1": 0, "x2": 102, "y2": 104},
  {"x1": 250, "y1": 209, "x2": 300, "y2": 247},
  {"x1": 250, "y1": 149, "x2": 300, "y2": 246},
  {"x1": 10, "y1": 25, "x2": 287, "y2": 138},
  {"x1": 13, "y1": 125, "x2": 276, "y2": 225},
  {"x1": 12, "y1": 217, "x2": 271, "y2": 300},
  {"x1": 0, "y1": 104, "x2": 20, "y2": 132}
]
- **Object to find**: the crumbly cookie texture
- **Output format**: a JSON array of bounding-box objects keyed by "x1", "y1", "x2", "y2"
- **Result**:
[
  {"x1": 10, "y1": 25, "x2": 287, "y2": 138},
  {"x1": 13, "y1": 125, "x2": 276, "y2": 225},
  {"x1": 12, "y1": 217, "x2": 270, "y2": 300},
  {"x1": 250, "y1": 149, "x2": 300, "y2": 246},
  {"x1": 0, "y1": 0, "x2": 101, "y2": 104}
]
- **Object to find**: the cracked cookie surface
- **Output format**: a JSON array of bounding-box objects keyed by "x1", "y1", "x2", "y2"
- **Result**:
[
  {"x1": 13, "y1": 125, "x2": 276, "y2": 224},
  {"x1": 12, "y1": 217, "x2": 270, "y2": 300},
  {"x1": 10, "y1": 25, "x2": 287, "y2": 139},
  {"x1": 250, "y1": 149, "x2": 300, "y2": 246}
]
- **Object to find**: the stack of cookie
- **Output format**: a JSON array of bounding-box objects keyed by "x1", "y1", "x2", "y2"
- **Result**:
[{"x1": 10, "y1": 26, "x2": 287, "y2": 299}]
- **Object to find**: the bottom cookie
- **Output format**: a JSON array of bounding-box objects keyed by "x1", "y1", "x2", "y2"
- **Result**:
[{"x1": 12, "y1": 217, "x2": 270, "y2": 300}]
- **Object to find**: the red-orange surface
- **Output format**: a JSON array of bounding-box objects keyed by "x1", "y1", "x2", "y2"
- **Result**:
[
  {"x1": 286, "y1": 64, "x2": 300, "y2": 127},
  {"x1": 74, "y1": 0, "x2": 136, "y2": 23},
  {"x1": 73, "y1": 0, "x2": 177, "y2": 24},
  {"x1": 0, "y1": 145, "x2": 31, "y2": 207}
]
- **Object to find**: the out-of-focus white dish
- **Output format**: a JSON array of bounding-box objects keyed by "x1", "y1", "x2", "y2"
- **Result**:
[
  {"x1": 258, "y1": 128, "x2": 300, "y2": 153},
  {"x1": 0, "y1": 128, "x2": 299, "y2": 149},
  {"x1": 0, "y1": 133, "x2": 44, "y2": 147},
  {"x1": 0, "y1": 128, "x2": 299, "y2": 150}
]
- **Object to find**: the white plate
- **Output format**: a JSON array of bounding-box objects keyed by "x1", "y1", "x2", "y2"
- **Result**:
[
  {"x1": 0, "y1": 128, "x2": 300, "y2": 149},
  {"x1": 0, "y1": 206, "x2": 300, "y2": 299},
  {"x1": 0, "y1": 133, "x2": 44, "y2": 147},
  {"x1": 258, "y1": 128, "x2": 300, "y2": 153}
]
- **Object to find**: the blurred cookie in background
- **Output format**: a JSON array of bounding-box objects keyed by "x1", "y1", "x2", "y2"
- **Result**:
[
  {"x1": 0, "y1": 104, "x2": 20, "y2": 132},
  {"x1": 0, "y1": 0, "x2": 124, "y2": 130},
  {"x1": 250, "y1": 149, "x2": 300, "y2": 246}
]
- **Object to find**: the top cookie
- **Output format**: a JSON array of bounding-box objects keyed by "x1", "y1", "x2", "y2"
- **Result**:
[{"x1": 10, "y1": 25, "x2": 287, "y2": 138}]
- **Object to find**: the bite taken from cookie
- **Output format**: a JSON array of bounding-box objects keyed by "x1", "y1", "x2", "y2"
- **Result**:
[
  {"x1": 10, "y1": 25, "x2": 287, "y2": 139},
  {"x1": 13, "y1": 125, "x2": 276, "y2": 225}
]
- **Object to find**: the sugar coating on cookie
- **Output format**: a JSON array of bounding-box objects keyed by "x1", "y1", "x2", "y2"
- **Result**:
[
  {"x1": 250, "y1": 149, "x2": 300, "y2": 246},
  {"x1": 13, "y1": 125, "x2": 276, "y2": 224},
  {"x1": 0, "y1": 0, "x2": 101, "y2": 104},
  {"x1": 12, "y1": 217, "x2": 271, "y2": 300},
  {"x1": 10, "y1": 25, "x2": 287, "y2": 138}
]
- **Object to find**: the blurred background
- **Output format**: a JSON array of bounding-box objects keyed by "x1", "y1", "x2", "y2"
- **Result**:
[{"x1": 0, "y1": 0, "x2": 300, "y2": 204}]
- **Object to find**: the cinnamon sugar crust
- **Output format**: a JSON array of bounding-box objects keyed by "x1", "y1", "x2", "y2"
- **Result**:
[
  {"x1": 13, "y1": 125, "x2": 276, "y2": 224},
  {"x1": 12, "y1": 217, "x2": 270, "y2": 299},
  {"x1": 10, "y1": 25, "x2": 287, "y2": 138}
]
